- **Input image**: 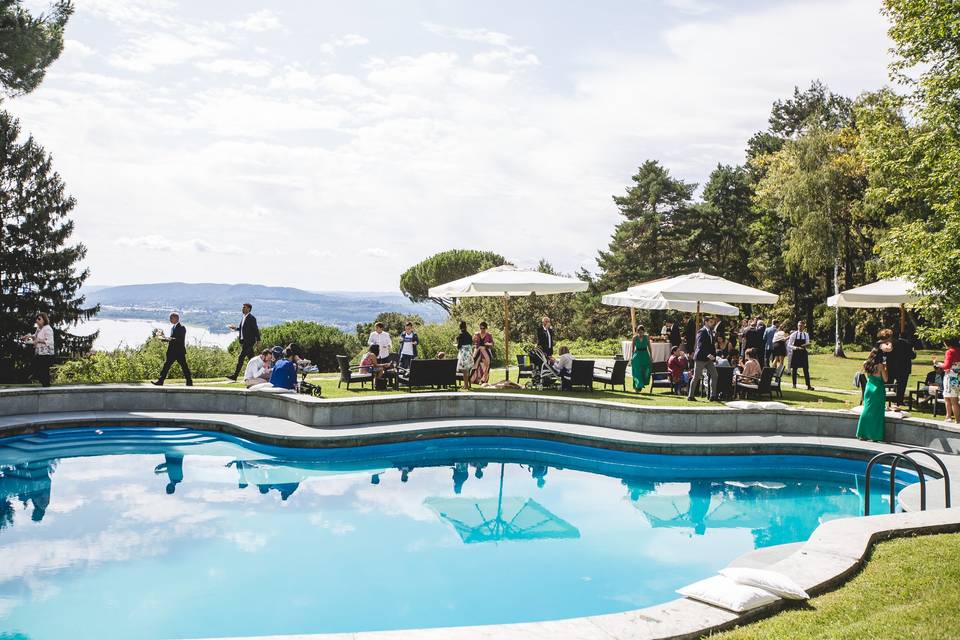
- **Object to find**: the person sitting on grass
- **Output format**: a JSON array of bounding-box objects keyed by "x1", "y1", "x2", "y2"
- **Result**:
[{"x1": 243, "y1": 347, "x2": 276, "y2": 387}]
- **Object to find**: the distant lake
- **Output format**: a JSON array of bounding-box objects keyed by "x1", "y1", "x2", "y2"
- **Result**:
[{"x1": 74, "y1": 319, "x2": 236, "y2": 351}]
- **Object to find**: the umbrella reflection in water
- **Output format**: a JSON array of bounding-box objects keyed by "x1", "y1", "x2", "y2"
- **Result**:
[{"x1": 425, "y1": 464, "x2": 579, "y2": 544}]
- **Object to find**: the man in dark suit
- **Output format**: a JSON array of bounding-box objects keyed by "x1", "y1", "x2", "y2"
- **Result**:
[
  {"x1": 877, "y1": 328, "x2": 916, "y2": 407},
  {"x1": 153, "y1": 312, "x2": 192, "y2": 386},
  {"x1": 536, "y1": 316, "x2": 555, "y2": 358},
  {"x1": 687, "y1": 316, "x2": 718, "y2": 402},
  {"x1": 683, "y1": 315, "x2": 696, "y2": 353},
  {"x1": 669, "y1": 319, "x2": 682, "y2": 349},
  {"x1": 227, "y1": 303, "x2": 260, "y2": 381}
]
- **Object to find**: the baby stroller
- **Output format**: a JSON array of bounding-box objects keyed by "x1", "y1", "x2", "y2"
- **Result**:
[
  {"x1": 525, "y1": 346, "x2": 559, "y2": 390},
  {"x1": 296, "y1": 364, "x2": 322, "y2": 397}
]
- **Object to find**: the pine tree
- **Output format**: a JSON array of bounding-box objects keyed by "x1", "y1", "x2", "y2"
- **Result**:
[{"x1": 0, "y1": 111, "x2": 97, "y2": 381}]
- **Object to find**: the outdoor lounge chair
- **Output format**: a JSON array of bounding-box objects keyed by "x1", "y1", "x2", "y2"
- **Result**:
[
  {"x1": 594, "y1": 359, "x2": 627, "y2": 392},
  {"x1": 398, "y1": 358, "x2": 458, "y2": 391},
  {"x1": 715, "y1": 365, "x2": 735, "y2": 401},
  {"x1": 770, "y1": 364, "x2": 784, "y2": 398},
  {"x1": 562, "y1": 359, "x2": 594, "y2": 391},
  {"x1": 649, "y1": 361, "x2": 673, "y2": 393},
  {"x1": 909, "y1": 378, "x2": 944, "y2": 416},
  {"x1": 336, "y1": 355, "x2": 374, "y2": 390},
  {"x1": 735, "y1": 367, "x2": 775, "y2": 400}
]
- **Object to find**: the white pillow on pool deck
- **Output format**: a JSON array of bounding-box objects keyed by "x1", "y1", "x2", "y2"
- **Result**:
[
  {"x1": 719, "y1": 567, "x2": 809, "y2": 600},
  {"x1": 677, "y1": 575, "x2": 780, "y2": 612},
  {"x1": 248, "y1": 383, "x2": 294, "y2": 394}
]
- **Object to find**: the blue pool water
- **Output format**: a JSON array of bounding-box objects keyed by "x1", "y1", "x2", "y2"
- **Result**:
[{"x1": 0, "y1": 427, "x2": 912, "y2": 639}]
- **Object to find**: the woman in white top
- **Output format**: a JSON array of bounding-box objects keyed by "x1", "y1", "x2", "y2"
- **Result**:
[{"x1": 22, "y1": 312, "x2": 55, "y2": 387}]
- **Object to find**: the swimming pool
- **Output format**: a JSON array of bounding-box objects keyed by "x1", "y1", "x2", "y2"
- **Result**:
[{"x1": 0, "y1": 426, "x2": 911, "y2": 639}]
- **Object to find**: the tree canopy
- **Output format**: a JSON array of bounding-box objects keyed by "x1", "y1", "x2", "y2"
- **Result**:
[
  {"x1": 399, "y1": 249, "x2": 507, "y2": 313},
  {"x1": 0, "y1": 0, "x2": 73, "y2": 98}
]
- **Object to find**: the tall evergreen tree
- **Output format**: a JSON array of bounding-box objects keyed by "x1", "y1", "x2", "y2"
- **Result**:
[
  {"x1": 0, "y1": 0, "x2": 93, "y2": 382},
  {"x1": 595, "y1": 160, "x2": 696, "y2": 291},
  {"x1": 0, "y1": 112, "x2": 97, "y2": 380}
]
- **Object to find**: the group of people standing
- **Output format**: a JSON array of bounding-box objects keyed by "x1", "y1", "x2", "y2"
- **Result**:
[
  {"x1": 654, "y1": 316, "x2": 815, "y2": 391},
  {"x1": 149, "y1": 303, "x2": 309, "y2": 390}
]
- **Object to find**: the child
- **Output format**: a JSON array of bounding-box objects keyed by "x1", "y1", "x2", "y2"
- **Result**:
[{"x1": 667, "y1": 346, "x2": 689, "y2": 395}]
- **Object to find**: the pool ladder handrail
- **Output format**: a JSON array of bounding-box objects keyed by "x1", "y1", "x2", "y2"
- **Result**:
[{"x1": 864, "y1": 449, "x2": 952, "y2": 515}]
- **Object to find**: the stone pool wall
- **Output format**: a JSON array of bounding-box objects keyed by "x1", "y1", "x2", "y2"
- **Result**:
[{"x1": 1, "y1": 386, "x2": 958, "y2": 453}]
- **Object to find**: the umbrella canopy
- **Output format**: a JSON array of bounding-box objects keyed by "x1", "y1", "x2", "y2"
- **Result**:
[
  {"x1": 601, "y1": 290, "x2": 739, "y2": 316},
  {"x1": 428, "y1": 265, "x2": 588, "y2": 385},
  {"x1": 826, "y1": 277, "x2": 918, "y2": 309},
  {"x1": 428, "y1": 265, "x2": 589, "y2": 298},
  {"x1": 628, "y1": 272, "x2": 778, "y2": 305}
]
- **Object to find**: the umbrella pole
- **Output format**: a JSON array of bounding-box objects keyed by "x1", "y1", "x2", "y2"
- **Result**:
[
  {"x1": 630, "y1": 307, "x2": 636, "y2": 333},
  {"x1": 503, "y1": 294, "x2": 510, "y2": 381},
  {"x1": 900, "y1": 304, "x2": 906, "y2": 335},
  {"x1": 696, "y1": 301, "x2": 701, "y2": 330}
]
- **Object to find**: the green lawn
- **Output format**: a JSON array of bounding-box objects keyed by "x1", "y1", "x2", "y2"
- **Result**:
[
  {"x1": 707, "y1": 533, "x2": 960, "y2": 640},
  {"x1": 7, "y1": 349, "x2": 946, "y2": 418},
  {"x1": 195, "y1": 361, "x2": 861, "y2": 410}
]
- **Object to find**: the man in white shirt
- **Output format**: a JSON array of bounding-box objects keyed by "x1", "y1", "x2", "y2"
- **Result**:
[
  {"x1": 368, "y1": 322, "x2": 393, "y2": 363},
  {"x1": 243, "y1": 348, "x2": 275, "y2": 387}
]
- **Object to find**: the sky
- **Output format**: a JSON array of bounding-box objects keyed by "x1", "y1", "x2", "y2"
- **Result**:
[{"x1": 7, "y1": 0, "x2": 896, "y2": 291}]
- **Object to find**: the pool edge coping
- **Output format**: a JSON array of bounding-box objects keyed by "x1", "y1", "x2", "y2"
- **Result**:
[{"x1": 2, "y1": 409, "x2": 960, "y2": 639}]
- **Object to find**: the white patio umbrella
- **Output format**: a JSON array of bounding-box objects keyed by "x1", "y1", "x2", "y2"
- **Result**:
[
  {"x1": 428, "y1": 265, "x2": 588, "y2": 386},
  {"x1": 602, "y1": 290, "x2": 739, "y2": 334},
  {"x1": 826, "y1": 277, "x2": 918, "y2": 333},
  {"x1": 628, "y1": 272, "x2": 779, "y2": 305},
  {"x1": 627, "y1": 271, "x2": 777, "y2": 325}
]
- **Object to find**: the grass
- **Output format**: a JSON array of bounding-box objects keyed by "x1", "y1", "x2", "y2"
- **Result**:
[
  {"x1": 195, "y1": 360, "x2": 861, "y2": 410},
  {"x1": 7, "y1": 349, "x2": 947, "y2": 418},
  {"x1": 707, "y1": 532, "x2": 960, "y2": 640}
]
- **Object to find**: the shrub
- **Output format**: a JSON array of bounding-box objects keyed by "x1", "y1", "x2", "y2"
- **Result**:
[
  {"x1": 54, "y1": 338, "x2": 233, "y2": 383},
  {"x1": 254, "y1": 321, "x2": 360, "y2": 372}
]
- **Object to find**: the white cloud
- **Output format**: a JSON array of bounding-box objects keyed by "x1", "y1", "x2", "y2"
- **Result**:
[
  {"x1": 268, "y1": 65, "x2": 320, "y2": 90},
  {"x1": 5, "y1": 0, "x2": 894, "y2": 290},
  {"x1": 361, "y1": 247, "x2": 394, "y2": 259},
  {"x1": 664, "y1": 0, "x2": 715, "y2": 15},
  {"x1": 116, "y1": 235, "x2": 244, "y2": 255},
  {"x1": 320, "y1": 33, "x2": 370, "y2": 55},
  {"x1": 83, "y1": 0, "x2": 176, "y2": 26},
  {"x1": 230, "y1": 9, "x2": 281, "y2": 32},
  {"x1": 196, "y1": 58, "x2": 272, "y2": 78},
  {"x1": 424, "y1": 22, "x2": 540, "y2": 69},
  {"x1": 64, "y1": 39, "x2": 96, "y2": 58},
  {"x1": 108, "y1": 30, "x2": 231, "y2": 72}
]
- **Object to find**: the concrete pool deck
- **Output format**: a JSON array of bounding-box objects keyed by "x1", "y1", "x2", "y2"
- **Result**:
[{"x1": 2, "y1": 385, "x2": 960, "y2": 640}]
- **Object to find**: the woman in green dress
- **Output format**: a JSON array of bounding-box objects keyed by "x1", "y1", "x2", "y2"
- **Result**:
[
  {"x1": 856, "y1": 347, "x2": 888, "y2": 442},
  {"x1": 631, "y1": 324, "x2": 653, "y2": 392}
]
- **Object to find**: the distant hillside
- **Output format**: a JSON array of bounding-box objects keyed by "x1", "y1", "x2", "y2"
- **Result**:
[{"x1": 82, "y1": 282, "x2": 445, "y2": 332}]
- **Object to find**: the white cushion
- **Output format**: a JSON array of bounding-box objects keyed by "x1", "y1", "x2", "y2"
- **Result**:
[
  {"x1": 719, "y1": 567, "x2": 809, "y2": 600},
  {"x1": 677, "y1": 575, "x2": 780, "y2": 612},
  {"x1": 756, "y1": 401, "x2": 788, "y2": 410},
  {"x1": 248, "y1": 383, "x2": 294, "y2": 394}
]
